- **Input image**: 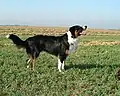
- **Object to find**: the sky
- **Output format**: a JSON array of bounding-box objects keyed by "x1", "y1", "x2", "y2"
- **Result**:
[{"x1": 0, "y1": 0, "x2": 120, "y2": 29}]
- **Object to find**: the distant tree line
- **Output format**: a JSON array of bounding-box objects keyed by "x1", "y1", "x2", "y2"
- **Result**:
[{"x1": 0, "y1": 25, "x2": 28, "y2": 26}]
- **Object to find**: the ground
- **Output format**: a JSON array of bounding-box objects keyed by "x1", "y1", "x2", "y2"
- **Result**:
[{"x1": 0, "y1": 26, "x2": 120, "y2": 96}]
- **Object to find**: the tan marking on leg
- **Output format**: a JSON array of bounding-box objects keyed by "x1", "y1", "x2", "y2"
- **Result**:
[
  {"x1": 27, "y1": 55, "x2": 33, "y2": 68},
  {"x1": 30, "y1": 58, "x2": 33, "y2": 70},
  {"x1": 27, "y1": 58, "x2": 31, "y2": 64},
  {"x1": 30, "y1": 56, "x2": 36, "y2": 71},
  {"x1": 32, "y1": 58, "x2": 36, "y2": 71}
]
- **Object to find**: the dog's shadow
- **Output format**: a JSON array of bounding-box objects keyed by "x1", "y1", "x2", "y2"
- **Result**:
[{"x1": 65, "y1": 63, "x2": 120, "y2": 70}]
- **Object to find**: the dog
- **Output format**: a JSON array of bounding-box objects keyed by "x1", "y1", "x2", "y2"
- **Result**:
[{"x1": 6, "y1": 25, "x2": 87, "y2": 72}]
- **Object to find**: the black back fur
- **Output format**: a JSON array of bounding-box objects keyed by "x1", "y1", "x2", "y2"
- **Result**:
[{"x1": 8, "y1": 33, "x2": 69, "y2": 58}]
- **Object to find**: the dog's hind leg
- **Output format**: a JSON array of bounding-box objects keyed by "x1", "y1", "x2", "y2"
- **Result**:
[
  {"x1": 31, "y1": 57, "x2": 36, "y2": 71},
  {"x1": 26, "y1": 46, "x2": 40, "y2": 71},
  {"x1": 31, "y1": 51, "x2": 40, "y2": 71},
  {"x1": 26, "y1": 55, "x2": 33, "y2": 68},
  {"x1": 27, "y1": 59, "x2": 31, "y2": 65},
  {"x1": 26, "y1": 56, "x2": 36, "y2": 71}
]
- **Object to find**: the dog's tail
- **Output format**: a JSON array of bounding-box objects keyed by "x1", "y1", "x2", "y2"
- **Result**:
[{"x1": 6, "y1": 34, "x2": 27, "y2": 48}]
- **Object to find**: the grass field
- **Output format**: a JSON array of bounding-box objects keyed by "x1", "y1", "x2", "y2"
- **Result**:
[{"x1": 0, "y1": 26, "x2": 120, "y2": 96}]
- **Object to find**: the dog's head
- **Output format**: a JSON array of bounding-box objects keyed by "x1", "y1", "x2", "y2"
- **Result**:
[{"x1": 69, "y1": 25, "x2": 87, "y2": 38}]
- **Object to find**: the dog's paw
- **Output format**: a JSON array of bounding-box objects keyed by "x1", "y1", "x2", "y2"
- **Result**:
[{"x1": 27, "y1": 65, "x2": 29, "y2": 68}]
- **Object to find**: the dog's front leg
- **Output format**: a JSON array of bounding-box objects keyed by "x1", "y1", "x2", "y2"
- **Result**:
[
  {"x1": 58, "y1": 60, "x2": 65, "y2": 72},
  {"x1": 58, "y1": 58, "x2": 62, "y2": 72},
  {"x1": 58, "y1": 55, "x2": 67, "y2": 72},
  {"x1": 62, "y1": 61, "x2": 65, "y2": 70},
  {"x1": 26, "y1": 56, "x2": 32, "y2": 68}
]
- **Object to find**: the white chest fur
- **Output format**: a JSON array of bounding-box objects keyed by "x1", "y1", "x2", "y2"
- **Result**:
[{"x1": 67, "y1": 31, "x2": 79, "y2": 53}]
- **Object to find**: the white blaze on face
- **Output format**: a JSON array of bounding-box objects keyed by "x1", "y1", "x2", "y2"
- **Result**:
[{"x1": 66, "y1": 31, "x2": 79, "y2": 53}]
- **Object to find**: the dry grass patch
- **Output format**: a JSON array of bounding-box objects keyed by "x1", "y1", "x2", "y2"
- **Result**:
[
  {"x1": 83, "y1": 41, "x2": 120, "y2": 46},
  {"x1": 0, "y1": 26, "x2": 120, "y2": 36}
]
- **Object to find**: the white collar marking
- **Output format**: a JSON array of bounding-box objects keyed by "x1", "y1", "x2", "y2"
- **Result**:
[
  {"x1": 66, "y1": 31, "x2": 78, "y2": 44},
  {"x1": 66, "y1": 31, "x2": 79, "y2": 53}
]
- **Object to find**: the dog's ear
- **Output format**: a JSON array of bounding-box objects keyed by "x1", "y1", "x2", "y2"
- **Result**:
[
  {"x1": 69, "y1": 26, "x2": 78, "y2": 38},
  {"x1": 69, "y1": 26, "x2": 76, "y2": 33}
]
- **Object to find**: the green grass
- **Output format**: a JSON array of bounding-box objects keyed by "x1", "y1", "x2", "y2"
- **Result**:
[{"x1": 1, "y1": 35, "x2": 120, "y2": 96}]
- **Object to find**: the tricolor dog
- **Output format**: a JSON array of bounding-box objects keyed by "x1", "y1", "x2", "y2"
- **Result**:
[{"x1": 6, "y1": 25, "x2": 87, "y2": 72}]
